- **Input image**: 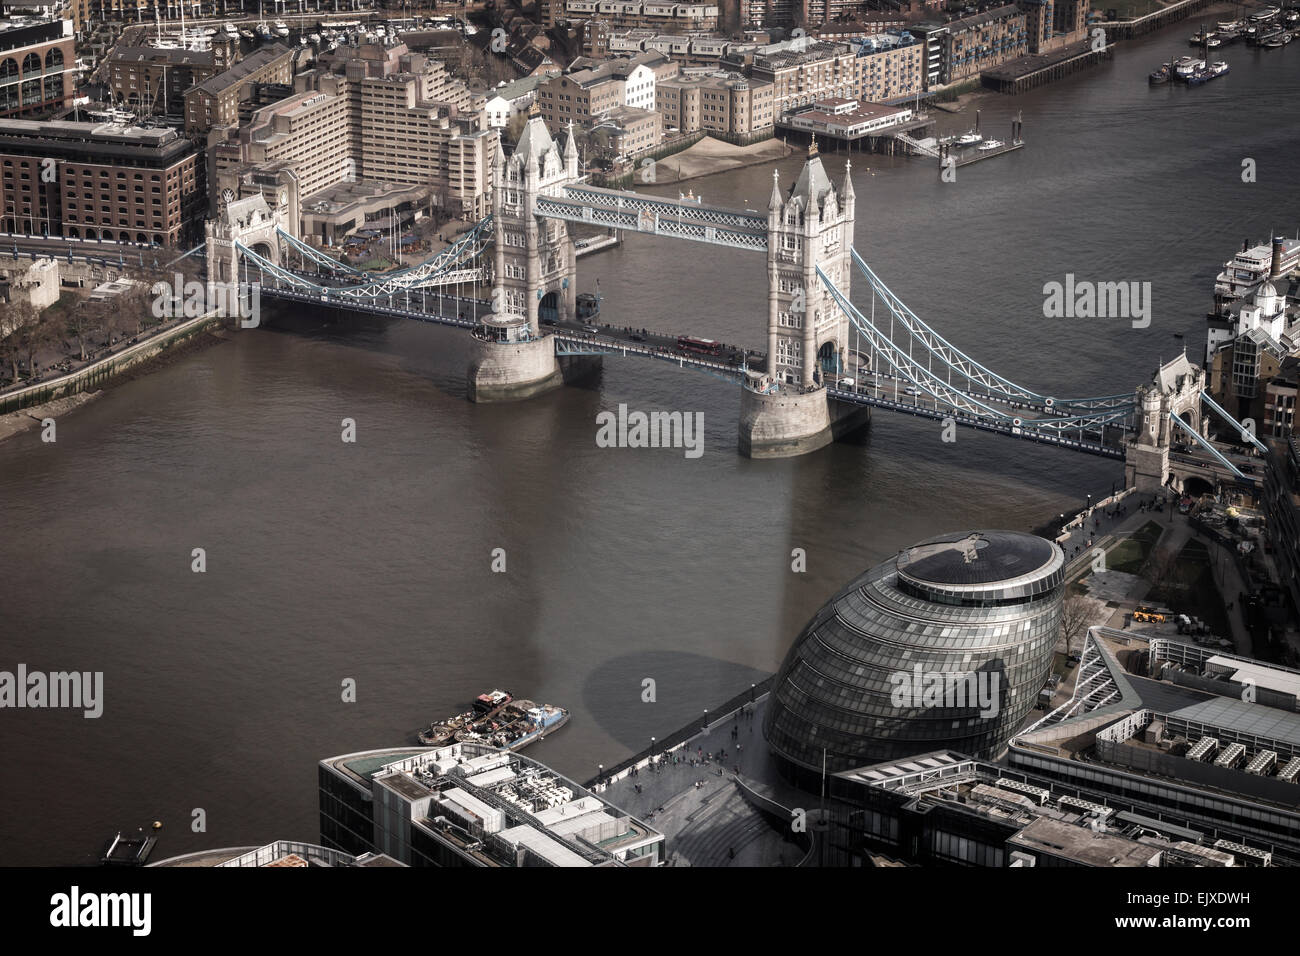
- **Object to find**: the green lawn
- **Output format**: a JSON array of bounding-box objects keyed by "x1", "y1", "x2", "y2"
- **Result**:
[{"x1": 1106, "y1": 520, "x2": 1164, "y2": 574}]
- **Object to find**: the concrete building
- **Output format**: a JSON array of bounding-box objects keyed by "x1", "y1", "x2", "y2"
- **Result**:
[
  {"x1": 319, "y1": 743, "x2": 664, "y2": 866},
  {"x1": 211, "y1": 41, "x2": 496, "y2": 233},
  {"x1": 563, "y1": 0, "x2": 720, "y2": 31},
  {"x1": 151, "y1": 840, "x2": 404, "y2": 867},
  {"x1": 592, "y1": 104, "x2": 663, "y2": 156},
  {"x1": 183, "y1": 44, "x2": 296, "y2": 136},
  {"x1": 0, "y1": 9, "x2": 75, "y2": 119},
  {"x1": 0, "y1": 118, "x2": 203, "y2": 245},
  {"x1": 656, "y1": 71, "x2": 773, "y2": 135}
]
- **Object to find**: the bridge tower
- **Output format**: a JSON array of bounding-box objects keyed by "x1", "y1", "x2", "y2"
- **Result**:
[
  {"x1": 1125, "y1": 353, "x2": 1207, "y2": 492},
  {"x1": 468, "y1": 106, "x2": 579, "y2": 402},
  {"x1": 204, "y1": 194, "x2": 284, "y2": 288},
  {"x1": 739, "y1": 140, "x2": 867, "y2": 457}
]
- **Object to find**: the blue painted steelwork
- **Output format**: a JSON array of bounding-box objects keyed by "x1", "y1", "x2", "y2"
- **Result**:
[
  {"x1": 849, "y1": 248, "x2": 1134, "y2": 413},
  {"x1": 235, "y1": 219, "x2": 490, "y2": 300},
  {"x1": 1200, "y1": 391, "x2": 1268, "y2": 453},
  {"x1": 1168, "y1": 413, "x2": 1251, "y2": 482},
  {"x1": 820, "y1": 264, "x2": 1131, "y2": 444}
]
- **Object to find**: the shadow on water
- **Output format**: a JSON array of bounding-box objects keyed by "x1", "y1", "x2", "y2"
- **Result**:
[{"x1": 581, "y1": 651, "x2": 771, "y2": 752}]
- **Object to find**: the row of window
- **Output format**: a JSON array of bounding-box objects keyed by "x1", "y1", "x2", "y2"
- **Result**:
[{"x1": 0, "y1": 49, "x2": 65, "y2": 78}]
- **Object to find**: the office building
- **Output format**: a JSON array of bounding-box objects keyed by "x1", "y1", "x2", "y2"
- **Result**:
[
  {"x1": 765, "y1": 530, "x2": 1064, "y2": 790},
  {"x1": 319, "y1": 743, "x2": 665, "y2": 866}
]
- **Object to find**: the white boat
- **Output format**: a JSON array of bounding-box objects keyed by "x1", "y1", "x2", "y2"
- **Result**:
[
  {"x1": 223, "y1": 23, "x2": 239, "y2": 37},
  {"x1": 1214, "y1": 237, "x2": 1300, "y2": 300},
  {"x1": 240, "y1": 28, "x2": 255, "y2": 39},
  {"x1": 1174, "y1": 55, "x2": 1205, "y2": 78},
  {"x1": 308, "y1": 32, "x2": 320, "y2": 43},
  {"x1": 955, "y1": 131, "x2": 982, "y2": 146},
  {"x1": 977, "y1": 139, "x2": 1004, "y2": 151},
  {"x1": 274, "y1": 20, "x2": 290, "y2": 36},
  {"x1": 257, "y1": 23, "x2": 272, "y2": 36}
]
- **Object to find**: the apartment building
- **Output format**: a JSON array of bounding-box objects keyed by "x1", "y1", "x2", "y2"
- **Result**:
[
  {"x1": 942, "y1": 5, "x2": 1027, "y2": 82},
  {"x1": 0, "y1": 119, "x2": 203, "y2": 245},
  {"x1": 656, "y1": 71, "x2": 773, "y2": 135},
  {"x1": 564, "y1": 0, "x2": 720, "y2": 31},
  {"x1": 0, "y1": 10, "x2": 76, "y2": 119},
  {"x1": 537, "y1": 55, "x2": 667, "y2": 132},
  {"x1": 183, "y1": 44, "x2": 295, "y2": 135},
  {"x1": 1020, "y1": 0, "x2": 1088, "y2": 55},
  {"x1": 594, "y1": 105, "x2": 663, "y2": 157},
  {"x1": 749, "y1": 36, "x2": 922, "y2": 116}
]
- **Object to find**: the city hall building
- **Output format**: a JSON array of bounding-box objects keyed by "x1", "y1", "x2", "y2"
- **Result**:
[{"x1": 765, "y1": 530, "x2": 1064, "y2": 790}]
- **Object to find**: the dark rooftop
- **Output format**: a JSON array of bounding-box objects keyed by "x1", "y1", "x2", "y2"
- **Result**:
[{"x1": 898, "y1": 531, "x2": 1057, "y2": 587}]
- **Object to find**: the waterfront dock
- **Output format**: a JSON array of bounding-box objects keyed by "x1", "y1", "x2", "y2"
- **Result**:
[
  {"x1": 947, "y1": 139, "x2": 1025, "y2": 167},
  {"x1": 982, "y1": 40, "x2": 1114, "y2": 93},
  {"x1": 1094, "y1": 0, "x2": 1218, "y2": 40}
]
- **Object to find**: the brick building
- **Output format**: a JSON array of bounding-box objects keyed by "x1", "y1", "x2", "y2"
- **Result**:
[{"x1": 0, "y1": 119, "x2": 203, "y2": 245}]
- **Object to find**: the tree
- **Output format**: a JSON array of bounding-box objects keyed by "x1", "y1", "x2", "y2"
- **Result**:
[
  {"x1": 1060, "y1": 594, "x2": 1092, "y2": 657},
  {"x1": 66, "y1": 298, "x2": 106, "y2": 362}
]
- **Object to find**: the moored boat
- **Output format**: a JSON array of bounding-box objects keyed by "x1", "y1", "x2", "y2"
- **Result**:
[{"x1": 418, "y1": 690, "x2": 569, "y2": 752}]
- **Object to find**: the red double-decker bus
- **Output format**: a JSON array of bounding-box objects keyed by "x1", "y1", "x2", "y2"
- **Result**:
[{"x1": 677, "y1": 336, "x2": 723, "y2": 356}]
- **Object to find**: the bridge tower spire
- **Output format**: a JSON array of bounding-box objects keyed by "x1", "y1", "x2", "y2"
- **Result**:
[
  {"x1": 469, "y1": 114, "x2": 578, "y2": 402},
  {"x1": 740, "y1": 150, "x2": 865, "y2": 457}
]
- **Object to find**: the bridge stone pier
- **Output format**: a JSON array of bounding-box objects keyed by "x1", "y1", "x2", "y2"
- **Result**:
[
  {"x1": 205, "y1": 195, "x2": 285, "y2": 287},
  {"x1": 468, "y1": 107, "x2": 579, "y2": 402},
  {"x1": 739, "y1": 143, "x2": 870, "y2": 458},
  {"x1": 1125, "y1": 354, "x2": 1207, "y2": 492}
]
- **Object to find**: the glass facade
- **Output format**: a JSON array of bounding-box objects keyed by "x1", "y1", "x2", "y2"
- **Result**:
[{"x1": 765, "y1": 531, "x2": 1064, "y2": 790}]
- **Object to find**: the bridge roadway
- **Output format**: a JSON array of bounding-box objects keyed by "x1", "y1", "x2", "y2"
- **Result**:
[{"x1": 259, "y1": 285, "x2": 1124, "y2": 455}]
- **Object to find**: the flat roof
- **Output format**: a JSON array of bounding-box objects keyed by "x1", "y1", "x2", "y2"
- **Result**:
[
  {"x1": 1008, "y1": 817, "x2": 1162, "y2": 867},
  {"x1": 1205, "y1": 657, "x2": 1300, "y2": 699}
]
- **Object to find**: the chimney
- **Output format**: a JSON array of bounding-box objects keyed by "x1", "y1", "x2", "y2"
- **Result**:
[
  {"x1": 1243, "y1": 238, "x2": 1249, "y2": 253},
  {"x1": 1271, "y1": 236, "x2": 1284, "y2": 280}
]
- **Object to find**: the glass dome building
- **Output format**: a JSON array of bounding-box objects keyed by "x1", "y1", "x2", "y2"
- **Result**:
[{"x1": 764, "y1": 531, "x2": 1064, "y2": 791}]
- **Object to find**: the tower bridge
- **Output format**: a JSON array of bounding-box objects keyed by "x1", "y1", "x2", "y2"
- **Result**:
[{"x1": 201, "y1": 110, "x2": 1264, "y2": 492}]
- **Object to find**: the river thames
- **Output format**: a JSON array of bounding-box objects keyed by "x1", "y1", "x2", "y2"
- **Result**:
[{"x1": 0, "y1": 28, "x2": 1296, "y2": 864}]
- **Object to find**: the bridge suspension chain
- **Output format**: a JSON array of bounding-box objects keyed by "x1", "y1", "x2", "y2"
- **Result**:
[
  {"x1": 848, "y1": 248, "x2": 1135, "y2": 413},
  {"x1": 237, "y1": 217, "x2": 492, "y2": 301},
  {"x1": 820, "y1": 266, "x2": 1132, "y2": 438}
]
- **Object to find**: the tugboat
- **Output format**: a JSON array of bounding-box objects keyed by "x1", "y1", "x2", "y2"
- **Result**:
[{"x1": 1149, "y1": 62, "x2": 1172, "y2": 83}]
